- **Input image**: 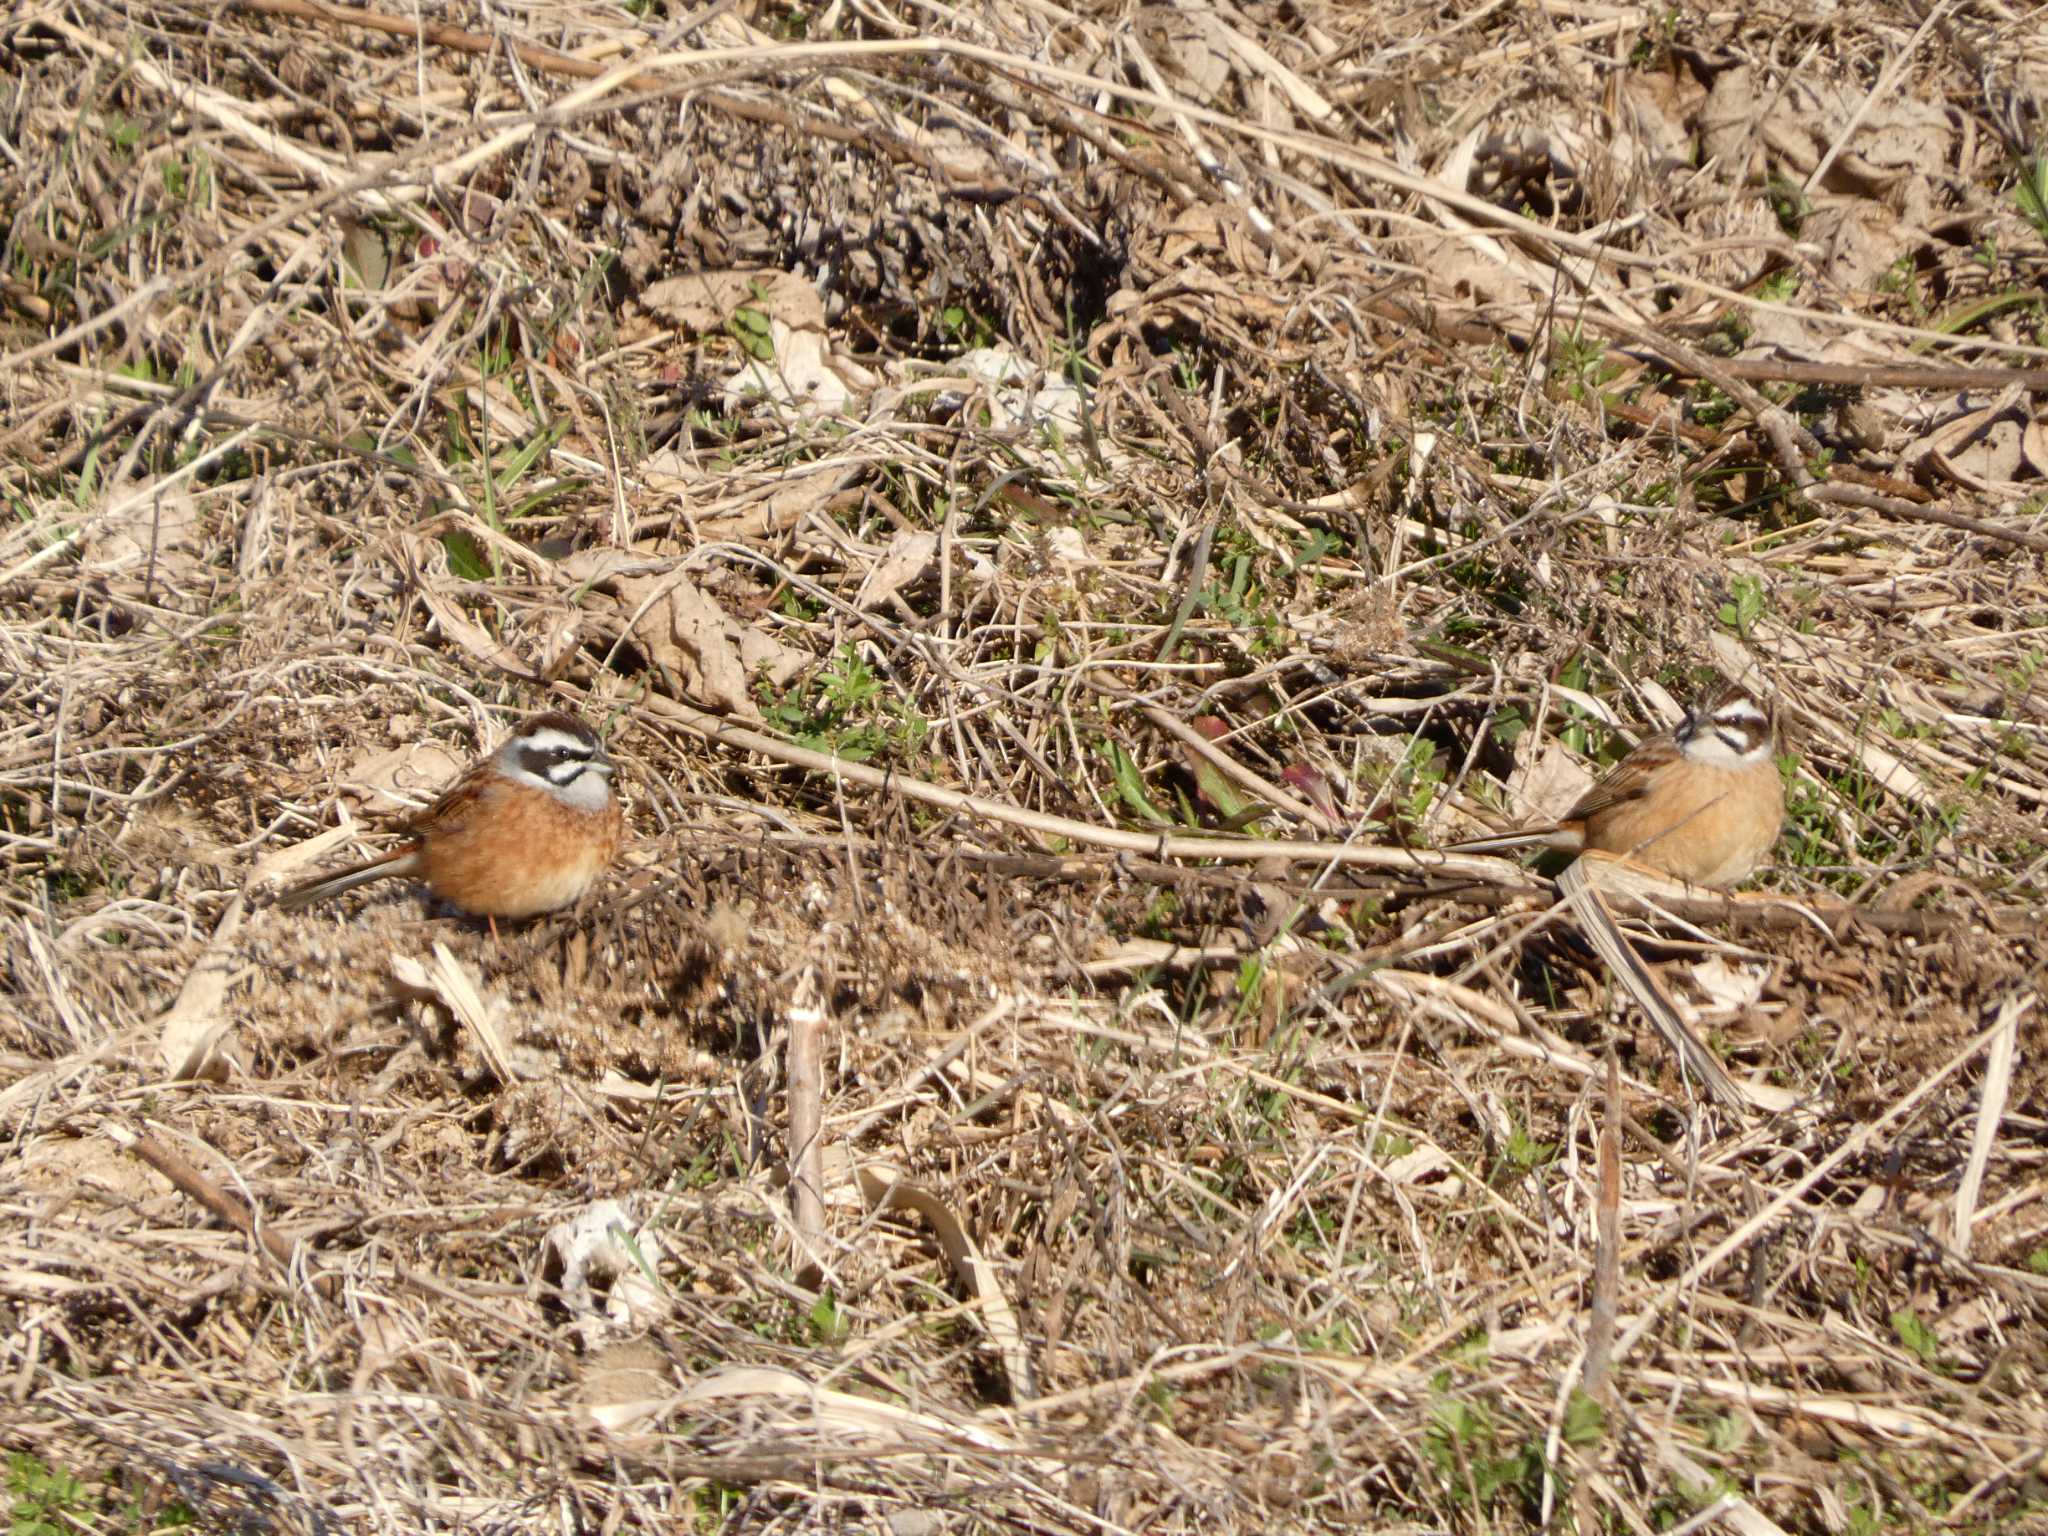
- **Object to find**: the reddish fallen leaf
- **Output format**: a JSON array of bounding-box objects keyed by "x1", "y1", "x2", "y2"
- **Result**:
[{"x1": 1282, "y1": 762, "x2": 1343, "y2": 826}]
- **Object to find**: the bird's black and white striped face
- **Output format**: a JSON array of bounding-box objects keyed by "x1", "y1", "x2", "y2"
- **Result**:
[
  {"x1": 1676, "y1": 687, "x2": 1773, "y2": 768},
  {"x1": 497, "y1": 711, "x2": 614, "y2": 810}
]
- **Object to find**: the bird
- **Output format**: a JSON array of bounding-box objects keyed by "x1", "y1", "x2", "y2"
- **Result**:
[
  {"x1": 1448, "y1": 684, "x2": 1784, "y2": 889},
  {"x1": 276, "y1": 711, "x2": 625, "y2": 921}
]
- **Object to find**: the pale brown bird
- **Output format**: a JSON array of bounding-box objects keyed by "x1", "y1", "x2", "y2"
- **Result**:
[
  {"x1": 277, "y1": 711, "x2": 624, "y2": 919},
  {"x1": 1451, "y1": 686, "x2": 1784, "y2": 888}
]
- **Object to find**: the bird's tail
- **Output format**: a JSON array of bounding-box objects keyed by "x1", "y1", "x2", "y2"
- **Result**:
[
  {"x1": 1439, "y1": 825, "x2": 1576, "y2": 856},
  {"x1": 274, "y1": 848, "x2": 419, "y2": 910}
]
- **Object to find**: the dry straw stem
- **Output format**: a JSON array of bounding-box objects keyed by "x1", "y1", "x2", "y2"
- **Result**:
[
  {"x1": 636, "y1": 687, "x2": 2024, "y2": 938},
  {"x1": 1610, "y1": 1007, "x2": 2031, "y2": 1369},
  {"x1": 784, "y1": 964, "x2": 830, "y2": 1278},
  {"x1": 6, "y1": 0, "x2": 2048, "y2": 1530}
]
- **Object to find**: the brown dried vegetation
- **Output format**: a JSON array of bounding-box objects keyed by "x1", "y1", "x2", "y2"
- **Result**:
[{"x1": 3, "y1": 0, "x2": 2048, "y2": 1531}]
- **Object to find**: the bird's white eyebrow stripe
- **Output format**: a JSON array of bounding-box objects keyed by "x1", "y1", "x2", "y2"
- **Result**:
[{"x1": 522, "y1": 727, "x2": 596, "y2": 757}]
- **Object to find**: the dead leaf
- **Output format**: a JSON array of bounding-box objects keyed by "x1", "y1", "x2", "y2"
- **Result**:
[
  {"x1": 1699, "y1": 66, "x2": 1758, "y2": 173},
  {"x1": 329, "y1": 741, "x2": 466, "y2": 816},
  {"x1": 1756, "y1": 81, "x2": 1952, "y2": 190},
  {"x1": 2015, "y1": 412, "x2": 2048, "y2": 479},
  {"x1": 640, "y1": 269, "x2": 826, "y2": 335},
  {"x1": 1845, "y1": 95, "x2": 1951, "y2": 173},
  {"x1": 82, "y1": 487, "x2": 203, "y2": 584},
  {"x1": 561, "y1": 550, "x2": 803, "y2": 717},
  {"x1": 621, "y1": 571, "x2": 753, "y2": 715},
  {"x1": 13, "y1": 1132, "x2": 166, "y2": 1202},
  {"x1": 1280, "y1": 762, "x2": 1342, "y2": 827},
  {"x1": 156, "y1": 895, "x2": 245, "y2": 1081},
  {"x1": 390, "y1": 942, "x2": 518, "y2": 1085},
  {"x1": 723, "y1": 320, "x2": 853, "y2": 418},
  {"x1": 1689, "y1": 955, "x2": 1769, "y2": 1014},
  {"x1": 546, "y1": 1199, "x2": 678, "y2": 1351},
  {"x1": 1139, "y1": 6, "x2": 1231, "y2": 105},
  {"x1": 1614, "y1": 73, "x2": 1701, "y2": 172},
  {"x1": 414, "y1": 579, "x2": 537, "y2": 679},
  {"x1": 1901, "y1": 387, "x2": 2032, "y2": 491},
  {"x1": 1932, "y1": 420, "x2": 2024, "y2": 491},
  {"x1": 1511, "y1": 740, "x2": 1595, "y2": 825},
  {"x1": 856, "y1": 530, "x2": 937, "y2": 610},
  {"x1": 856, "y1": 1163, "x2": 1035, "y2": 1402},
  {"x1": 1807, "y1": 199, "x2": 1916, "y2": 292}
]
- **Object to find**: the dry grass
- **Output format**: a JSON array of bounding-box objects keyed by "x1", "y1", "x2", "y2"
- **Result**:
[{"x1": 4, "y1": 0, "x2": 2048, "y2": 1530}]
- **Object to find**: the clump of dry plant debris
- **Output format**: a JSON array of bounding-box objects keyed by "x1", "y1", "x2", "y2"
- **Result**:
[{"x1": 3, "y1": 0, "x2": 2047, "y2": 1530}]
